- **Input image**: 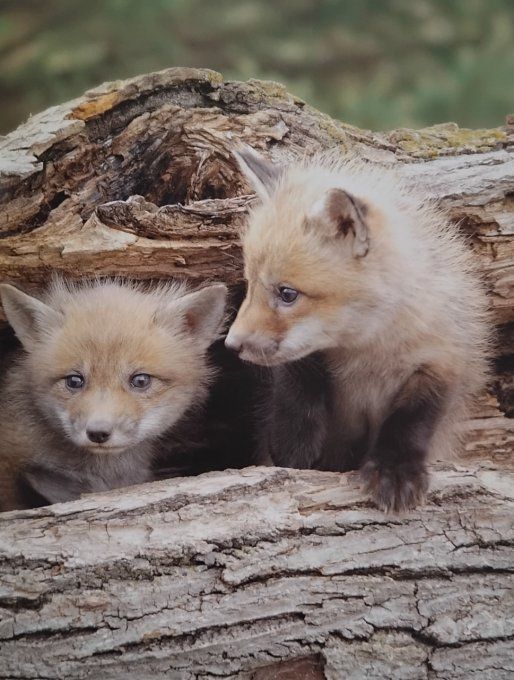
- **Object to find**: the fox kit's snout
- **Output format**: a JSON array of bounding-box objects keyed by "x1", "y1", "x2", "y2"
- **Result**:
[
  {"x1": 0, "y1": 279, "x2": 227, "y2": 509},
  {"x1": 228, "y1": 146, "x2": 490, "y2": 513}
]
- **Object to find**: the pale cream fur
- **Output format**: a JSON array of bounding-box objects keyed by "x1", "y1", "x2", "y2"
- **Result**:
[
  {"x1": 0, "y1": 279, "x2": 227, "y2": 510},
  {"x1": 227, "y1": 152, "x2": 491, "y2": 462}
]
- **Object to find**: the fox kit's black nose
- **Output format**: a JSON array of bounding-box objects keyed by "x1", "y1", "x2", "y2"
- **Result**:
[{"x1": 87, "y1": 429, "x2": 111, "y2": 444}]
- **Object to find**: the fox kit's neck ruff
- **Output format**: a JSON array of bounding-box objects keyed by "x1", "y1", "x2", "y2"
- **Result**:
[
  {"x1": 0, "y1": 279, "x2": 227, "y2": 510},
  {"x1": 227, "y1": 147, "x2": 490, "y2": 512}
]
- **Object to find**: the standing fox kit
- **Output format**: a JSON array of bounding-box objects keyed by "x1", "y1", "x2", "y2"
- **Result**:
[
  {"x1": 227, "y1": 148, "x2": 490, "y2": 512},
  {"x1": 0, "y1": 280, "x2": 227, "y2": 511}
]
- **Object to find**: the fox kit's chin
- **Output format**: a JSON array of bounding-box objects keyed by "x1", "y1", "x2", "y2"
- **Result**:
[
  {"x1": 238, "y1": 350, "x2": 282, "y2": 366},
  {"x1": 238, "y1": 344, "x2": 316, "y2": 366},
  {"x1": 87, "y1": 445, "x2": 127, "y2": 455}
]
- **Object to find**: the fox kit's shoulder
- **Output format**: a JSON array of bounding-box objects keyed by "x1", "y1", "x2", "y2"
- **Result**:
[{"x1": 0, "y1": 279, "x2": 227, "y2": 511}]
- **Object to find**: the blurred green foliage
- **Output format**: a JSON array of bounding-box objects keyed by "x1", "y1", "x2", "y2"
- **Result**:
[{"x1": 0, "y1": 0, "x2": 513, "y2": 134}]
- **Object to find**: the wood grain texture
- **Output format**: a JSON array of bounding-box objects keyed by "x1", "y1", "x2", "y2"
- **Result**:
[
  {"x1": 0, "y1": 68, "x2": 513, "y2": 678},
  {"x1": 0, "y1": 463, "x2": 513, "y2": 679}
]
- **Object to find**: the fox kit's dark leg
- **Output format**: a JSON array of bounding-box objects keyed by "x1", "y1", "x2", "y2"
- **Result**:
[
  {"x1": 260, "y1": 354, "x2": 331, "y2": 468},
  {"x1": 361, "y1": 367, "x2": 449, "y2": 512}
]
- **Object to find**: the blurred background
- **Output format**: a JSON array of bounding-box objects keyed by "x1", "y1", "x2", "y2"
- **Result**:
[{"x1": 0, "y1": 0, "x2": 513, "y2": 135}]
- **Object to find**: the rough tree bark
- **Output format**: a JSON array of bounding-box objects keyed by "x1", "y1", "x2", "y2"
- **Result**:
[
  {"x1": 0, "y1": 68, "x2": 513, "y2": 678},
  {"x1": 1, "y1": 464, "x2": 513, "y2": 679}
]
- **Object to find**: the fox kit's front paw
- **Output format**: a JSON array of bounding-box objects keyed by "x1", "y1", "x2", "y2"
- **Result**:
[{"x1": 360, "y1": 459, "x2": 429, "y2": 513}]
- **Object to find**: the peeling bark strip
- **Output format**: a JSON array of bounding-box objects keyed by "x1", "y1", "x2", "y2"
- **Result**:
[
  {"x1": 0, "y1": 69, "x2": 514, "y2": 678},
  {"x1": 0, "y1": 464, "x2": 513, "y2": 679}
]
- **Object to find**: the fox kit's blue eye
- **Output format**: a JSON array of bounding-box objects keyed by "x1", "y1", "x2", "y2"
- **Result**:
[
  {"x1": 278, "y1": 286, "x2": 299, "y2": 304},
  {"x1": 65, "y1": 374, "x2": 85, "y2": 390},
  {"x1": 130, "y1": 373, "x2": 152, "y2": 390}
]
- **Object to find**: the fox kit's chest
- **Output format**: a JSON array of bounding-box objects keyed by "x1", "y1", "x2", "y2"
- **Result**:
[
  {"x1": 25, "y1": 443, "x2": 154, "y2": 505},
  {"x1": 328, "y1": 353, "x2": 409, "y2": 443}
]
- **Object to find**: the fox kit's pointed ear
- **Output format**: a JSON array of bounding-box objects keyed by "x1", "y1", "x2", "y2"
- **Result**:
[
  {"x1": 170, "y1": 284, "x2": 228, "y2": 347},
  {"x1": 233, "y1": 146, "x2": 282, "y2": 200},
  {"x1": 0, "y1": 284, "x2": 62, "y2": 348},
  {"x1": 309, "y1": 188, "x2": 370, "y2": 258}
]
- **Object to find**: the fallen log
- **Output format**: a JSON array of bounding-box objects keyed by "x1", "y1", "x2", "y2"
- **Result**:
[
  {"x1": 0, "y1": 463, "x2": 513, "y2": 679},
  {"x1": 0, "y1": 68, "x2": 513, "y2": 678}
]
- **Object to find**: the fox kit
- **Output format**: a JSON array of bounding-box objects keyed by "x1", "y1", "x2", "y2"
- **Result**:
[
  {"x1": 226, "y1": 147, "x2": 490, "y2": 512},
  {"x1": 0, "y1": 279, "x2": 227, "y2": 511}
]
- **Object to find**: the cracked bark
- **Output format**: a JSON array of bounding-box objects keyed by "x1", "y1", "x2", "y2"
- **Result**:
[
  {"x1": 0, "y1": 68, "x2": 513, "y2": 678},
  {"x1": 0, "y1": 465, "x2": 513, "y2": 679}
]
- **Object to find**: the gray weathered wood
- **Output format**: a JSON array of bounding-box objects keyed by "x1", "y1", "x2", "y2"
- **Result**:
[{"x1": 0, "y1": 462, "x2": 513, "y2": 679}]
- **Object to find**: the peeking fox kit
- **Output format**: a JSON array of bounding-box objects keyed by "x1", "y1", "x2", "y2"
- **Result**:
[
  {"x1": 226, "y1": 148, "x2": 490, "y2": 512},
  {"x1": 0, "y1": 279, "x2": 227, "y2": 511}
]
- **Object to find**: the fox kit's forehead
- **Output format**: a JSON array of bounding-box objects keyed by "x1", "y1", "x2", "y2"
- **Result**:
[
  {"x1": 245, "y1": 180, "x2": 316, "y2": 241},
  {"x1": 47, "y1": 282, "x2": 166, "y2": 319},
  {"x1": 52, "y1": 318, "x2": 192, "y2": 380},
  {"x1": 244, "y1": 193, "x2": 353, "y2": 296},
  {"x1": 245, "y1": 232, "x2": 338, "y2": 298},
  {"x1": 241, "y1": 160, "x2": 399, "y2": 298},
  {"x1": 0, "y1": 279, "x2": 226, "y2": 389},
  {"x1": 245, "y1": 182, "x2": 320, "y2": 268},
  {"x1": 38, "y1": 284, "x2": 198, "y2": 382},
  {"x1": 243, "y1": 159, "x2": 391, "y2": 246}
]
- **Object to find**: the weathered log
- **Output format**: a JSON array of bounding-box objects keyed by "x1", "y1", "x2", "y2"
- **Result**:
[
  {"x1": 0, "y1": 68, "x2": 513, "y2": 678},
  {"x1": 1, "y1": 463, "x2": 513, "y2": 679}
]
